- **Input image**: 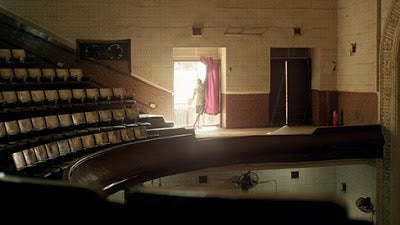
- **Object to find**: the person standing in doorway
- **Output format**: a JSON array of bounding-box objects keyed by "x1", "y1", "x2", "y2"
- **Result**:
[{"x1": 190, "y1": 78, "x2": 206, "y2": 128}]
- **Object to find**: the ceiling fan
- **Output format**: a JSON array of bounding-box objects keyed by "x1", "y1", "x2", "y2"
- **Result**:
[{"x1": 233, "y1": 170, "x2": 277, "y2": 192}]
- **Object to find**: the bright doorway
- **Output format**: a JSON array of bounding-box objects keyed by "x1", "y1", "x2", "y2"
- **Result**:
[{"x1": 174, "y1": 61, "x2": 220, "y2": 127}]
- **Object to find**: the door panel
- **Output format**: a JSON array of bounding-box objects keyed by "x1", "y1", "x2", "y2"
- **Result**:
[{"x1": 270, "y1": 59, "x2": 311, "y2": 126}]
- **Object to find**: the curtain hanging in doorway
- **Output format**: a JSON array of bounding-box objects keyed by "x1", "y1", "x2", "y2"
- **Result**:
[{"x1": 200, "y1": 56, "x2": 220, "y2": 115}]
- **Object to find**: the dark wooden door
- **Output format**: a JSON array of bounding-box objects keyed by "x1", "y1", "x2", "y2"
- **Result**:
[{"x1": 270, "y1": 59, "x2": 311, "y2": 126}]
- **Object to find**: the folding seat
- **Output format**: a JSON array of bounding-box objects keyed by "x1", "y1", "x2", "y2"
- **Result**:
[
  {"x1": 41, "y1": 68, "x2": 56, "y2": 82},
  {"x1": 93, "y1": 132, "x2": 109, "y2": 147},
  {"x1": 71, "y1": 88, "x2": 86, "y2": 104},
  {"x1": 2, "y1": 91, "x2": 18, "y2": 107},
  {"x1": 81, "y1": 134, "x2": 96, "y2": 150},
  {"x1": 11, "y1": 49, "x2": 26, "y2": 63},
  {"x1": 69, "y1": 68, "x2": 83, "y2": 82},
  {"x1": 55, "y1": 68, "x2": 70, "y2": 82},
  {"x1": 22, "y1": 148, "x2": 37, "y2": 166},
  {"x1": 44, "y1": 115, "x2": 60, "y2": 130},
  {"x1": 13, "y1": 68, "x2": 28, "y2": 82},
  {"x1": 27, "y1": 68, "x2": 42, "y2": 83},
  {"x1": 0, "y1": 49, "x2": 12, "y2": 63},
  {"x1": 111, "y1": 87, "x2": 125, "y2": 101},
  {"x1": 68, "y1": 136, "x2": 83, "y2": 152},
  {"x1": 85, "y1": 111, "x2": 99, "y2": 125},
  {"x1": 0, "y1": 122, "x2": 6, "y2": 140},
  {"x1": 18, "y1": 118, "x2": 33, "y2": 135},
  {"x1": 4, "y1": 120, "x2": 20, "y2": 136},
  {"x1": 85, "y1": 88, "x2": 99, "y2": 104},
  {"x1": 133, "y1": 125, "x2": 148, "y2": 140},
  {"x1": 71, "y1": 112, "x2": 86, "y2": 127},
  {"x1": 58, "y1": 89, "x2": 73, "y2": 105},
  {"x1": 98, "y1": 110, "x2": 112, "y2": 126},
  {"x1": 120, "y1": 127, "x2": 135, "y2": 142},
  {"x1": 31, "y1": 116, "x2": 47, "y2": 132},
  {"x1": 30, "y1": 90, "x2": 45, "y2": 106},
  {"x1": 107, "y1": 129, "x2": 122, "y2": 144},
  {"x1": 12, "y1": 151, "x2": 26, "y2": 171},
  {"x1": 0, "y1": 68, "x2": 14, "y2": 82},
  {"x1": 58, "y1": 113, "x2": 73, "y2": 128},
  {"x1": 44, "y1": 90, "x2": 59, "y2": 105},
  {"x1": 45, "y1": 142, "x2": 59, "y2": 159},
  {"x1": 16, "y1": 90, "x2": 32, "y2": 107},
  {"x1": 112, "y1": 108, "x2": 125, "y2": 125},
  {"x1": 57, "y1": 139, "x2": 71, "y2": 156},
  {"x1": 33, "y1": 145, "x2": 48, "y2": 162},
  {"x1": 125, "y1": 107, "x2": 140, "y2": 124},
  {"x1": 98, "y1": 88, "x2": 113, "y2": 103}
]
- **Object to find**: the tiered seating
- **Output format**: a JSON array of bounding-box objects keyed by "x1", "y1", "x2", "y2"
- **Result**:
[
  {"x1": 0, "y1": 67, "x2": 91, "y2": 90},
  {"x1": 0, "y1": 58, "x2": 152, "y2": 179}
]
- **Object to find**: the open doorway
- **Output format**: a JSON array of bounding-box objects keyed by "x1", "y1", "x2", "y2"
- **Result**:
[{"x1": 173, "y1": 61, "x2": 220, "y2": 127}]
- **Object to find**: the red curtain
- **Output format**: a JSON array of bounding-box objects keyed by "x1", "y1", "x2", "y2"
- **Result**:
[{"x1": 200, "y1": 57, "x2": 220, "y2": 115}]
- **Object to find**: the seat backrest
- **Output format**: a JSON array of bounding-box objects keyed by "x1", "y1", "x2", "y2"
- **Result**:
[
  {"x1": 120, "y1": 127, "x2": 135, "y2": 142},
  {"x1": 72, "y1": 89, "x2": 86, "y2": 103},
  {"x1": 18, "y1": 118, "x2": 33, "y2": 134},
  {"x1": 112, "y1": 87, "x2": 125, "y2": 100},
  {"x1": 71, "y1": 112, "x2": 86, "y2": 126},
  {"x1": 41, "y1": 68, "x2": 56, "y2": 82},
  {"x1": 0, "y1": 68, "x2": 14, "y2": 81},
  {"x1": 85, "y1": 88, "x2": 99, "y2": 102},
  {"x1": 11, "y1": 49, "x2": 26, "y2": 63},
  {"x1": 99, "y1": 110, "x2": 112, "y2": 124},
  {"x1": 81, "y1": 134, "x2": 96, "y2": 149},
  {"x1": 55, "y1": 68, "x2": 70, "y2": 82},
  {"x1": 125, "y1": 107, "x2": 140, "y2": 123},
  {"x1": 99, "y1": 88, "x2": 112, "y2": 101},
  {"x1": 33, "y1": 145, "x2": 48, "y2": 162},
  {"x1": 12, "y1": 151, "x2": 26, "y2": 171},
  {"x1": 112, "y1": 109, "x2": 125, "y2": 124},
  {"x1": 45, "y1": 115, "x2": 60, "y2": 130},
  {"x1": 2, "y1": 91, "x2": 18, "y2": 104},
  {"x1": 13, "y1": 68, "x2": 28, "y2": 82},
  {"x1": 68, "y1": 137, "x2": 83, "y2": 152},
  {"x1": 44, "y1": 90, "x2": 59, "y2": 104},
  {"x1": 93, "y1": 132, "x2": 109, "y2": 146},
  {"x1": 45, "y1": 142, "x2": 60, "y2": 159},
  {"x1": 16, "y1": 90, "x2": 32, "y2": 105},
  {"x1": 0, "y1": 49, "x2": 12, "y2": 63},
  {"x1": 4, "y1": 120, "x2": 20, "y2": 136},
  {"x1": 27, "y1": 68, "x2": 42, "y2": 82},
  {"x1": 30, "y1": 90, "x2": 45, "y2": 104},
  {"x1": 58, "y1": 114, "x2": 73, "y2": 128},
  {"x1": 58, "y1": 89, "x2": 73, "y2": 104},
  {"x1": 57, "y1": 140, "x2": 71, "y2": 156},
  {"x1": 107, "y1": 130, "x2": 122, "y2": 144},
  {"x1": 69, "y1": 68, "x2": 83, "y2": 81},
  {"x1": 0, "y1": 122, "x2": 6, "y2": 138},
  {"x1": 31, "y1": 116, "x2": 47, "y2": 131},
  {"x1": 85, "y1": 111, "x2": 99, "y2": 125},
  {"x1": 22, "y1": 148, "x2": 37, "y2": 166}
]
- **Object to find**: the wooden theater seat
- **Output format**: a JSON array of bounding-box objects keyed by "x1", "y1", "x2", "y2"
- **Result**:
[
  {"x1": 0, "y1": 49, "x2": 12, "y2": 63},
  {"x1": 0, "y1": 68, "x2": 13, "y2": 82},
  {"x1": 13, "y1": 68, "x2": 28, "y2": 82},
  {"x1": 11, "y1": 49, "x2": 26, "y2": 63},
  {"x1": 27, "y1": 68, "x2": 42, "y2": 83}
]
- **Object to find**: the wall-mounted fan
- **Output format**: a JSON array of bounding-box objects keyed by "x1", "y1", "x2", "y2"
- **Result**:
[
  {"x1": 233, "y1": 171, "x2": 259, "y2": 191},
  {"x1": 356, "y1": 197, "x2": 375, "y2": 214}
]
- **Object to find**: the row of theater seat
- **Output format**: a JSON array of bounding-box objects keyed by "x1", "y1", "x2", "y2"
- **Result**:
[
  {"x1": 0, "y1": 67, "x2": 87, "y2": 83},
  {"x1": 11, "y1": 125, "x2": 148, "y2": 176},
  {"x1": 0, "y1": 107, "x2": 140, "y2": 144},
  {"x1": 0, "y1": 48, "x2": 27, "y2": 63},
  {"x1": 1, "y1": 87, "x2": 135, "y2": 112}
]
